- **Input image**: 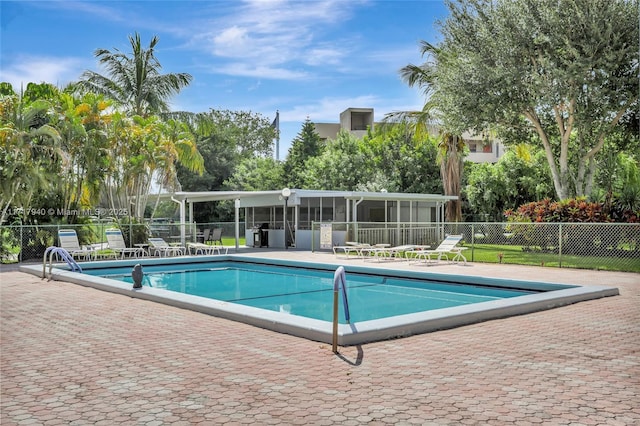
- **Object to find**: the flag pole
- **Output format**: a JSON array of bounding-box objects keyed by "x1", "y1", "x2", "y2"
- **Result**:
[{"x1": 275, "y1": 110, "x2": 280, "y2": 160}]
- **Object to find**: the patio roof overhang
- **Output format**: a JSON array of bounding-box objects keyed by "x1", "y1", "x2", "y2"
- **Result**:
[
  {"x1": 151, "y1": 189, "x2": 457, "y2": 208},
  {"x1": 150, "y1": 189, "x2": 457, "y2": 249}
]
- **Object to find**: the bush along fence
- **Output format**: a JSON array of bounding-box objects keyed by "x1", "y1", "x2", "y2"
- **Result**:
[{"x1": 0, "y1": 221, "x2": 242, "y2": 264}]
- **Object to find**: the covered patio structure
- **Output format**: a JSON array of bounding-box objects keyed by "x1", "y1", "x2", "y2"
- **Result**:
[{"x1": 157, "y1": 189, "x2": 457, "y2": 250}]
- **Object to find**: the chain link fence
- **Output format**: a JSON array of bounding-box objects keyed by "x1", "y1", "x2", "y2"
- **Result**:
[
  {"x1": 2, "y1": 221, "x2": 638, "y2": 272},
  {"x1": 0, "y1": 221, "x2": 243, "y2": 264},
  {"x1": 343, "y1": 222, "x2": 640, "y2": 273}
]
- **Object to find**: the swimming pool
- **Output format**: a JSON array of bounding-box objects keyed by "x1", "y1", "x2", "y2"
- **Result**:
[
  {"x1": 84, "y1": 261, "x2": 534, "y2": 323},
  {"x1": 21, "y1": 255, "x2": 619, "y2": 345}
]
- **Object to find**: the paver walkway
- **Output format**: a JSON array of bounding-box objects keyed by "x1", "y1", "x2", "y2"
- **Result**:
[{"x1": 1, "y1": 254, "x2": 639, "y2": 425}]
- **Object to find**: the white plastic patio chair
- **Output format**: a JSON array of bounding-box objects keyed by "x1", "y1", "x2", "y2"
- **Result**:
[
  {"x1": 406, "y1": 235, "x2": 468, "y2": 264},
  {"x1": 57, "y1": 229, "x2": 94, "y2": 260},
  {"x1": 105, "y1": 228, "x2": 146, "y2": 259}
]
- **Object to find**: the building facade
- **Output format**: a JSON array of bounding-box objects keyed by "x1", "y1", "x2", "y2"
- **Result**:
[{"x1": 314, "y1": 107, "x2": 504, "y2": 163}]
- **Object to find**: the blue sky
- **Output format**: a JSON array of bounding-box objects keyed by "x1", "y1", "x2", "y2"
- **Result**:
[{"x1": 1, "y1": 0, "x2": 448, "y2": 158}]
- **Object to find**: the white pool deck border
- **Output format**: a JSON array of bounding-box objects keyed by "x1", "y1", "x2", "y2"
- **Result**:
[{"x1": 21, "y1": 252, "x2": 620, "y2": 345}]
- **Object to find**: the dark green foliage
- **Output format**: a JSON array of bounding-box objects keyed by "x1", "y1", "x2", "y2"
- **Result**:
[
  {"x1": 282, "y1": 119, "x2": 323, "y2": 188},
  {"x1": 466, "y1": 148, "x2": 554, "y2": 220}
]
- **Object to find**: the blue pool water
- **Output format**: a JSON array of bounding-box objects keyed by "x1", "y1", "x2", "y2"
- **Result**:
[{"x1": 86, "y1": 261, "x2": 532, "y2": 323}]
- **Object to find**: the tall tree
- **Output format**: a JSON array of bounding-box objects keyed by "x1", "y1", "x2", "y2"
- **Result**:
[
  {"x1": 432, "y1": 0, "x2": 638, "y2": 200},
  {"x1": 385, "y1": 41, "x2": 467, "y2": 221},
  {"x1": 176, "y1": 109, "x2": 275, "y2": 192},
  {"x1": 56, "y1": 91, "x2": 112, "y2": 220},
  {"x1": 173, "y1": 110, "x2": 274, "y2": 222},
  {"x1": 76, "y1": 32, "x2": 192, "y2": 116},
  {"x1": 103, "y1": 114, "x2": 203, "y2": 219},
  {"x1": 365, "y1": 125, "x2": 442, "y2": 194},
  {"x1": 0, "y1": 86, "x2": 61, "y2": 224},
  {"x1": 438, "y1": 133, "x2": 466, "y2": 221},
  {"x1": 283, "y1": 118, "x2": 323, "y2": 188},
  {"x1": 225, "y1": 157, "x2": 285, "y2": 192},
  {"x1": 466, "y1": 147, "x2": 555, "y2": 220},
  {"x1": 304, "y1": 130, "x2": 375, "y2": 190}
]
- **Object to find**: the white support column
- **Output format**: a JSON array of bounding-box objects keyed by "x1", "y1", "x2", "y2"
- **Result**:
[
  {"x1": 179, "y1": 200, "x2": 186, "y2": 246},
  {"x1": 397, "y1": 200, "x2": 402, "y2": 245},
  {"x1": 292, "y1": 204, "x2": 298, "y2": 248},
  {"x1": 234, "y1": 199, "x2": 240, "y2": 250},
  {"x1": 189, "y1": 201, "x2": 194, "y2": 243}
]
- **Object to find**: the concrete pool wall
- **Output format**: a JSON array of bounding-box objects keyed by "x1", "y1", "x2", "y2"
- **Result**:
[{"x1": 20, "y1": 256, "x2": 620, "y2": 345}]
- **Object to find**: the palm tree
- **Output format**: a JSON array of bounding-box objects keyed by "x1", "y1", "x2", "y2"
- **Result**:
[
  {"x1": 76, "y1": 32, "x2": 192, "y2": 116},
  {"x1": 384, "y1": 41, "x2": 466, "y2": 222},
  {"x1": 75, "y1": 33, "x2": 201, "y2": 220},
  {"x1": 0, "y1": 92, "x2": 61, "y2": 224}
]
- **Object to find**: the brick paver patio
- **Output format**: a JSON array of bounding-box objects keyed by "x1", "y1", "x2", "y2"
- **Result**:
[{"x1": 1, "y1": 253, "x2": 639, "y2": 425}]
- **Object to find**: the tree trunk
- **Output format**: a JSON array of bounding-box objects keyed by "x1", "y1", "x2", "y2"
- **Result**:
[{"x1": 440, "y1": 134, "x2": 463, "y2": 222}]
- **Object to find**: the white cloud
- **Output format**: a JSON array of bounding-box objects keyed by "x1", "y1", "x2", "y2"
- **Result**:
[
  {"x1": 0, "y1": 55, "x2": 86, "y2": 90},
  {"x1": 282, "y1": 95, "x2": 381, "y2": 122},
  {"x1": 212, "y1": 26, "x2": 251, "y2": 57},
  {"x1": 304, "y1": 47, "x2": 345, "y2": 66},
  {"x1": 214, "y1": 63, "x2": 308, "y2": 80},
  {"x1": 191, "y1": 0, "x2": 366, "y2": 78}
]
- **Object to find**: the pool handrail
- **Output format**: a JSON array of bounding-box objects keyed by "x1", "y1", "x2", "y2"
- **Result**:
[
  {"x1": 43, "y1": 246, "x2": 82, "y2": 279},
  {"x1": 333, "y1": 266, "x2": 350, "y2": 322},
  {"x1": 332, "y1": 266, "x2": 351, "y2": 353}
]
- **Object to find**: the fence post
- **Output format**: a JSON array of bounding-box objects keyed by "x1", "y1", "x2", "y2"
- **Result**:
[
  {"x1": 471, "y1": 223, "x2": 475, "y2": 262},
  {"x1": 558, "y1": 223, "x2": 563, "y2": 268},
  {"x1": 19, "y1": 224, "x2": 23, "y2": 263}
]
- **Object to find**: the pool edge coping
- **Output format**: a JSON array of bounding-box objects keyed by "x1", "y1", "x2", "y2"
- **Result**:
[{"x1": 22, "y1": 256, "x2": 620, "y2": 345}]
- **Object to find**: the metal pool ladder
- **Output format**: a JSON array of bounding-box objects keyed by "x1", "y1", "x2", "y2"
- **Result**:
[
  {"x1": 332, "y1": 266, "x2": 351, "y2": 353},
  {"x1": 42, "y1": 246, "x2": 82, "y2": 280}
]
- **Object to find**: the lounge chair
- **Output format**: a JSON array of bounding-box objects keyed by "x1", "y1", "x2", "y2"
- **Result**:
[
  {"x1": 407, "y1": 235, "x2": 468, "y2": 264},
  {"x1": 198, "y1": 228, "x2": 210, "y2": 243},
  {"x1": 58, "y1": 229, "x2": 95, "y2": 260},
  {"x1": 333, "y1": 242, "x2": 371, "y2": 258},
  {"x1": 105, "y1": 228, "x2": 146, "y2": 259},
  {"x1": 365, "y1": 244, "x2": 421, "y2": 262},
  {"x1": 148, "y1": 237, "x2": 186, "y2": 257},
  {"x1": 209, "y1": 228, "x2": 223, "y2": 246},
  {"x1": 186, "y1": 242, "x2": 229, "y2": 255}
]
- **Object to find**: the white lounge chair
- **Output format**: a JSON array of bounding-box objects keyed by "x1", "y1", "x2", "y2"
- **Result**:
[
  {"x1": 407, "y1": 235, "x2": 468, "y2": 264},
  {"x1": 148, "y1": 237, "x2": 186, "y2": 257},
  {"x1": 57, "y1": 229, "x2": 94, "y2": 260},
  {"x1": 106, "y1": 228, "x2": 146, "y2": 259},
  {"x1": 333, "y1": 242, "x2": 371, "y2": 258},
  {"x1": 365, "y1": 244, "x2": 421, "y2": 262},
  {"x1": 187, "y1": 242, "x2": 229, "y2": 255}
]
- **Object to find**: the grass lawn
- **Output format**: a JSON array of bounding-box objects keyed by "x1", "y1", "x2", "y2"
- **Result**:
[
  {"x1": 222, "y1": 237, "x2": 245, "y2": 246},
  {"x1": 469, "y1": 243, "x2": 640, "y2": 273}
]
